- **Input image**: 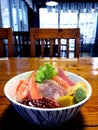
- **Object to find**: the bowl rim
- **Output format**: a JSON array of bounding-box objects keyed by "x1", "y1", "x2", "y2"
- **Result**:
[{"x1": 4, "y1": 71, "x2": 92, "y2": 111}]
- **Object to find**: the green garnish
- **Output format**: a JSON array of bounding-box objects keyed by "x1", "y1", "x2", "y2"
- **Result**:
[
  {"x1": 74, "y1": 87, "x2": 87, "y2": 103},
  {"x1": 35, "y1": 63, "x2": 58, "y2": 83}
]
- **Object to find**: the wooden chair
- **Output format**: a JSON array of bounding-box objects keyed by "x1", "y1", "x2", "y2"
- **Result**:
[
  {"x1": 0, "y1": 28, "x2": 14, "y2": 57},
  {"x1": 30, "y1": 28, "x2": 80, "y2": 58},
  {"x1": 13, "y1": 31, "x2": 30, "y2": 57}
]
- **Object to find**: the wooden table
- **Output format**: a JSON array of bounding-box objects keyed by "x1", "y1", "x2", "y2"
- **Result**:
[{"x1": 0, "y1": 57, "x2": 98, "y2": 130}]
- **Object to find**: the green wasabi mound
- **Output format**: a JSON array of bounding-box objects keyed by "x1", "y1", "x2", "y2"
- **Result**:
[{"x1": 74, "y1": 86, "x2": 87, "y2": 103}]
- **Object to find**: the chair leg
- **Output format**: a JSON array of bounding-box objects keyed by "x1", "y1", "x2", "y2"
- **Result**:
[{"x1": 0, "y1": 40, "x2": 4, "y2": 57}]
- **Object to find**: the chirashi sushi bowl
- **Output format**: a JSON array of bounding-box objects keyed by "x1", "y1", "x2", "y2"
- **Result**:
[{"x1": 4, "y1": 63, "x2": 92, "y2": 127}]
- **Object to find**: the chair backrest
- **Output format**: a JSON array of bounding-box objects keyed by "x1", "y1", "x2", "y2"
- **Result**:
[
  {"x1": 0, "y1": 28, "x2": 14, "y2": 57},
  {"x1": 13, "y1": 31, "x2": 30, "y2": 57},
  {"x1": 30, "y1": 28, "x2": 80, "y2": 58}
]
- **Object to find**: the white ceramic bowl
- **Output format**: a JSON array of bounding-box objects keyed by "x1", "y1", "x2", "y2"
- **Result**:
[{"x1": 4, "y1": 71, "x2": 92, "y2": 127}]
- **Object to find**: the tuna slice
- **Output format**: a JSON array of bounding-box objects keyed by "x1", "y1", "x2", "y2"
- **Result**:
[{"x1": 57, "y1": 68, "x2": 75, "y2": 86}]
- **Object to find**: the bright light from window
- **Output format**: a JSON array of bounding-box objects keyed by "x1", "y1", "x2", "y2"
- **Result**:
[
  {"x1": 92, "y1": 58, "x2": 98, "y2": 69},
  {"x1": 39, "y1": 8, "x2": 58, "y2": 28},
  {"x1": 40, "y1": 8, "x2": 97, "y2": 46}
]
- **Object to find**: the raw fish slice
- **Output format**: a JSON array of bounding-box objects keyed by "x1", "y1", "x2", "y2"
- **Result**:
[
  {"x1": 16, "y1": 71, "x2": 41, "y2": 102},
  {"x1": 52, "y1": 76, "x2": 69, "y2": 90},
  {"x1": 37, "y1": 80, "x2": 67, "y2": 101},
  {"x1": 28, "y1": 71, "x2": 41, "y2": 99},
  {"x1": 58, "y1": 68, "x2": 75, "y2": 86},
  {"x1": 16, "y1": 79, "x2": 30, "y2": 102}
]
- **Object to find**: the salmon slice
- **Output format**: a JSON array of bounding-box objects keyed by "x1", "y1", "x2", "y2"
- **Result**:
[{"x1": 52, "y1": 76, "x2": 69, "y2": 90}]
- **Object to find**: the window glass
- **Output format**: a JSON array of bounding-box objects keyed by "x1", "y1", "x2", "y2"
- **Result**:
[
  {"x1": 1, "y1": 0, "x2": 10, "y2": 27},
  {"x1": 79, "y1": 13, "x2": 97, "y2": 44},
  {"x1": 39, "y1": 8, "x2": 97, "y2": 45},
  {"x1": 20, "y1": 1, "x2": 28, "y2": 31},
  {"x1": 12, "y1": 0, "x2": 18, "y2": 31},
  {"x1": 60, "y1": 12, "x2": 78, "y2": 28},
  {"x1": 0, "y1": 0, "x2": 28, "y2": 31},
  {"x1": 40, "y1": 8, "x2": 58, "y2": 28}
]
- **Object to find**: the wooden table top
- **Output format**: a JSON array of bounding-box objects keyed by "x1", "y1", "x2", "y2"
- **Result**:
[{"x1": 0, "y1": 57, "x2": 98, "y2": 130}]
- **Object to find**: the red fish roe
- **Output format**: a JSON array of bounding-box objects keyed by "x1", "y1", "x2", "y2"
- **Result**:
[{"x1": 22, "y1": 97, "x2": 60, "y2": 108}]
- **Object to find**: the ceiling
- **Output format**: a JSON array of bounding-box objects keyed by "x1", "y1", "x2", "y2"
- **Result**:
[{"x1": 37, "y1": 0, "x2": 96, "y2": 8}]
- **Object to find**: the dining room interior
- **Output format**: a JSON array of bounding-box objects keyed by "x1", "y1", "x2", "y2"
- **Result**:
[
  {"x1": 0, "y1": 0, "x2": 98, "y2": 58},
  {"x1": 0, "y1": 1, "x2": 98, "y2": 130}
]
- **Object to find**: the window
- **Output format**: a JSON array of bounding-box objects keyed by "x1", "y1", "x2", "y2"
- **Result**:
[
  {"x1": 39, "y1": 8, "x2": 97, "y2": 45},
  {"x1": 79, "y1": 12, "x2": 97, "y2": 44},
  {"x1": 1, "y1": 0, "x2": 10, "y2": 27},
  {"x1": 60, "y1": 12, "x2": 78, "y2": 28},
  {"x1": 0, "y1": 0, "x2": 28, "y2": 31},
  {"x1": 40, "y1": 8, "x2": 58, "y2": 28}
]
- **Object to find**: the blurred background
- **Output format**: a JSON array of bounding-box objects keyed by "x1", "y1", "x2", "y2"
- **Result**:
[{"x1": 0, "y1": 0, "x2": 98, "y2": 57}]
